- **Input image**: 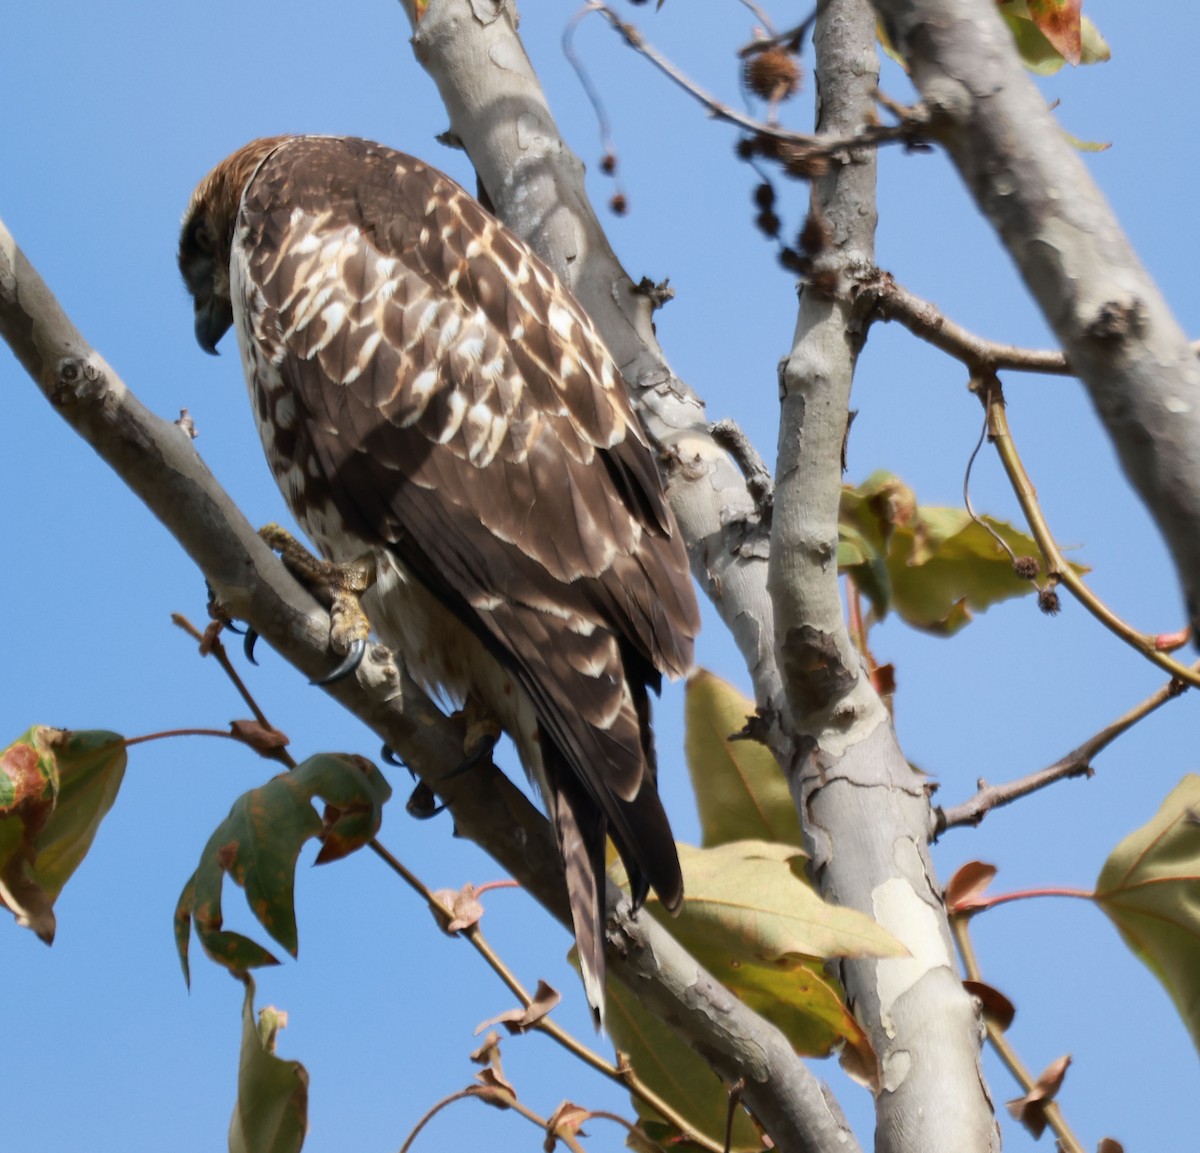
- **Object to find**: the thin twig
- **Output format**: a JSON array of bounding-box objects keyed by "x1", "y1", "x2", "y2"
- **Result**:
[
  {"x1": 859, "y1": 272, "x2": 1070, "y2": 374},
  {"x1": 171, "y1": 613, "x2": 282, "y2": 739},
  {"x1": 939, "y1": 667, "x2": 1193, "y2": 832},
  {"x1": 950, "y1": 917, "x2": 1086, "y2": 1153},
  {"x1": 579, "y1": 2, "x2": 923, "y2": 154},
  {"x1": 366, "y1": 840, "x2": 720, "y2": 1151},
  {"x1": 982, "y1": 380, "x2": 1200, "y2": 687}
]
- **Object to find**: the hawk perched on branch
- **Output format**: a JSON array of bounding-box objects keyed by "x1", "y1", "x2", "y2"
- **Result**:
[{"x1": 178, "y1": 135, "x2": 699, "y2": 1020}]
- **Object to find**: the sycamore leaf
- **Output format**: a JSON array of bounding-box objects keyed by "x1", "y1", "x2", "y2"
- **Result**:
[
  {"x1": 1096, "y1": 775, "x2": 1200, "y2": 1055},
  {"x1": 604, "y1": 841, "x2": 903, "y2": 1145},
  {"x1": 685, "y1": 671, "x2": 802, "y2": 848},
  {"x1": 612, "y1": 839, "x2": 901, "y2": 1059},
  {"x1": 840, "y1": 471, "x2": 1083, "y2": 635},
  {"x1": 0, "y1": 727, "x2": 126, "y2": 942},
  {"x1": 229, "y1": 977, "x2": 308, "y2": 1153},
  {"x1": 176, "y1": 753, "x2": 391, "y2": 980}
]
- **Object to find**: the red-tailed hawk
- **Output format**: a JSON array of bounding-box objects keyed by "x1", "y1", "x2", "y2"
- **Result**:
[{"x1": 178, "y1": 135, "x2": 699, "y2": 1020}]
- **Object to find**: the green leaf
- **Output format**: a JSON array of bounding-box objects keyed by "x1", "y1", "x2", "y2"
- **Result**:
[
  {"x1": 176, "y1": 754, "x2": 392, "y2": 978},
  {"x1": 1096, "y1": 775, "x2": 1200, "y2": 1056},
  {"x1": 685, "y1": 671, "x2": 802, "y2": 848},
  {"x1": 0, "y1": 727, "x2": 126, "y2": 942},
  {"x1": 229, "y1": 976, "x2": 309, "y2": 1153},
  {"x1": 840, "y1": 471, "x2": 1081, "y2": 635}
]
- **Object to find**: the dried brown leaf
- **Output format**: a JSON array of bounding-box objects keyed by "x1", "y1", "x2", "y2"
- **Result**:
[
  {"x1": 963, "y1": 979, "x2": 1016, "y2": 1031},
  {"x1": 432, "y1": 883, "x2": 485, "y2": 934},
  {"x1": 945, "y1": 860, "x2": 998, "y2": 911},
  {"x1": 545, "y1": 1101, "x2": 591, "y2": 1150},
  {"x1": 476, "y1": 980, "x2": 561, "y2": 1035},
  {"x1": 1006, "y1": 1054, "x2": 1070, "y2": 1138}
]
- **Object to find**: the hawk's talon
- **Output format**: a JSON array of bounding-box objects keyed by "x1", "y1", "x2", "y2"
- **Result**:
[
  {"x1": 256, "y1": 523, "x2": 375, "y2": 686},
  {"x1": 223, "y1": 620, "x2": 247, "y2": 636},
  {"x1": 441, "y1": 728, "x2": 500, "y2": 781},
  {"x1": 311, "y1": 637, "x2": 367, "y2": 686},
  {"x1": 381, "y1": 744, "x2": 415, "y2": 777},
  {"x1": 244, "y1": 628, "x2": 260, "y2": 666}
]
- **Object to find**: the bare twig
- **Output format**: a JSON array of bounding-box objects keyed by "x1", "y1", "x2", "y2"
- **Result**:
[
  {"x1": 981, "y1": 379, "x2": 1200, "y2": 687},
  {"x1": 938, "y1": 669, "x2": 1193, "y2": 832},
  {"x1": 857, "y1": 271, "x2": 1069, "y2": 374},
  {"x1": 578, "y1": 1, "x2": 926, "y2": 159}
]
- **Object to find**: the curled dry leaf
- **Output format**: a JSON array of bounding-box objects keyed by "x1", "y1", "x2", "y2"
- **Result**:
[
  {"x1": 229, "y1": 719, "x2": 290, "y2": 757},
  {"x1": 945, "y1": 860, "x2": 998, "y2": 911},
  {"x1": 1005, "y1": 1053, "x2": 1071, "y2": 1139},
  {"x1": 545, "y1": 1101, "x2": 591, "y2": 1149},
  {"x1": 962, "y1": 979, "x2": 1016, "y2": 1032},
  {"x1": 476, "y1": 980, "x2": 562, "y2": 1035},
  {"x1": 469, "y1": 1030, "x2": 517, "y2": 1098},
  {"x1": 432, "y1": 882, "x2": 485, "y2": 934}
]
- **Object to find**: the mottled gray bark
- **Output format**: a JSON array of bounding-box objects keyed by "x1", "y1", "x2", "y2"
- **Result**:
[{"x1": 768, "y1": 1, "x2": 998, "y2": 1149}]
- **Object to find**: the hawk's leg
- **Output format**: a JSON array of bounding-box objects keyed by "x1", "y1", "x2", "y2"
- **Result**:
[
  {"x1": 259, "y1": 523, "x2": 376, "y2": 684},
  {"x1": 445, "y1": 695, "x2": 502, "y2": 779}
]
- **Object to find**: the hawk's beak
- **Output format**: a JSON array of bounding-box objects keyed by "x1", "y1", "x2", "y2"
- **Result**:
[{"x1": 194, "y1": 296, "x2": 234, "y2": 356}]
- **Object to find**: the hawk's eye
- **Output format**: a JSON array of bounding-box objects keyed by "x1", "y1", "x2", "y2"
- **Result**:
[{"x1": 192, "y1": 221, "x2": 216, "y2": 256}]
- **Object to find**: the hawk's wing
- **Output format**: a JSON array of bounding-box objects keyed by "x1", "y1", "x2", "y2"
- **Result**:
[{"x1": 235, "y1": 137, "x2": 697, "y2": 907}]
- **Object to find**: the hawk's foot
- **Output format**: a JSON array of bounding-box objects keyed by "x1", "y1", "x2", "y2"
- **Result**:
[
  {"x1": 259, "y1": 523, "x2": 376, "y2": 684},
  {"x1": 444, "y1": 698, "x2": 501, "y2": 780}
]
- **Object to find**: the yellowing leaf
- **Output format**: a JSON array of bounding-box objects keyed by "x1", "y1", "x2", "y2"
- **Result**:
[
  {"x1": 0, "y1": 727, "x2": 126, "y2": 942},
  {"x1": 685, "y1": 671, "x2": 801, "y2": 848},
  {"x1": 610, "y1": 840, "x2": 902, "y2": 1093},
  {"x1": 229, "y1": 977, "x2": 308, "y2": 1153},
  {"x1": 660, "y1": 841, "x2": 906, "y2": 964},
  {"x1": 1096, "y1": 775, "x2": 1200, "y2": 1055},
  {"x1": 176, "y1": 753, "x2": 392, "y2": 980},
  {"x1": 840, "y1": 471, "x2": 1082, "y2": 635}
]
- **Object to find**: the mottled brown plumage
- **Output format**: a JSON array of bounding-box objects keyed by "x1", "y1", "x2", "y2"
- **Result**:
[{"x1": 179, "y1": 135, "x2": 699, "y2": 1020}]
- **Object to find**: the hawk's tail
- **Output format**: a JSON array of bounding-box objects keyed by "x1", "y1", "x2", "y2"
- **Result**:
[{"x1": 542, "y1": 744, "x2": 609, "y2": 1026}]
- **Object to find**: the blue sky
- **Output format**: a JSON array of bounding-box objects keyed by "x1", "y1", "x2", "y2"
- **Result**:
[{"x1": 2, "y1": 2, "x2": 1196, "y2": 1150}]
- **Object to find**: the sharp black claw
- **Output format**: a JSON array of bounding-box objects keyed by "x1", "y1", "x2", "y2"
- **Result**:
[
  {"x1": 440, "y1": 732, "x2": 499, "y2": 781},
  {"x1": 381, "y1": 744, "x2": 416, "y2": 778},
  {"x1": 244, "y1": 628, "x2": 259, "y2": 665},
  {"x1": 406, "y1": 781, "x2": 445, "y2": 820},
  {"x1": 224, "y1": 620, "x2": 247, "y2": 636},
  {"x1": 312, "y1": 637, "x2": 367, "y2": 686}
]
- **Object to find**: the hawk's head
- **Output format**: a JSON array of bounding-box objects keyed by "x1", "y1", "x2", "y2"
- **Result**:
[{"x1": 178, "y1": 136, "x2": 289, "y2": 354}]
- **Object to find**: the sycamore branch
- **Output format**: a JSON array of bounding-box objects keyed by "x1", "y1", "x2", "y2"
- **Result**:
[
  {"x1": 0, "y1": 215, "x2": 852, "y2": 1153},
  {"x1": 767, "y1": 2, "x2": 997, "y2": 1150}
]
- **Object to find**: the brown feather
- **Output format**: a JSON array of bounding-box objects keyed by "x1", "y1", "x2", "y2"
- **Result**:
[{"x1": 180, "y1": 135, "x2": 698, "y2": 1019}]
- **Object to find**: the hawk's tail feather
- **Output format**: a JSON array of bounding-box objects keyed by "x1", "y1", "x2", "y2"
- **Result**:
[{"x1": 542, "y1": 739, "x2": 609, "y2": 1027}]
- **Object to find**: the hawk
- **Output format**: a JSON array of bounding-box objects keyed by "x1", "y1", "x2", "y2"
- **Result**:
[{"x1": 178, "y1": 135, "x2": 699, "y2": 1020}]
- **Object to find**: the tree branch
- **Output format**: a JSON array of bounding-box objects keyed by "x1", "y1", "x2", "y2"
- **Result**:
[
  {"x1": 0, "y1": 208, "x2": 854, "y2": 1153},
  {"x1": 869, "y1": 0, "x2": 1200, "y2": 638},
  {"x1": 767, "y1": 1, "x2": 997, "y2": 1149}
]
